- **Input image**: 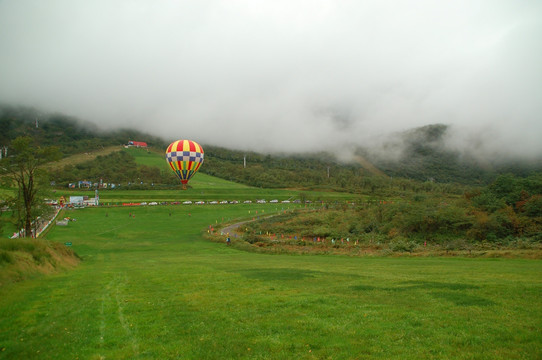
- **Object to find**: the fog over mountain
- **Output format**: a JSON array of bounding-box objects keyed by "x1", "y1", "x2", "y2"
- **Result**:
[{"x1": 1, "y1": 1, "x2": 541, "y2": 160}]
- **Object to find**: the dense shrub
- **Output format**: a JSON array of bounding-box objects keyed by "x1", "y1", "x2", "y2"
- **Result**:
[{"x1": 241, "y1": 173, "x2": 542, "y2": 250}]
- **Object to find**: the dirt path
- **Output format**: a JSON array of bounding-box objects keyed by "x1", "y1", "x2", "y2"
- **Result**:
[
  {"x1": 47, "y1": 145, "x2": 122, "y2": 170},
  {"x1": 221, "y1": 219, "x2": 255, "y2": 234},
  {"x1": 220, "y1": 214, "x2": 279, "y2": 235}
]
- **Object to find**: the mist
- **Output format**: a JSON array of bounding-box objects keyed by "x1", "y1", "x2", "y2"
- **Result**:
[{"x1": 1, "y1": 1, "x2": 541, "y2": 161}]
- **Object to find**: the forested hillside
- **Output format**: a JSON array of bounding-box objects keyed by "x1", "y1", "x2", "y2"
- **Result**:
[
  {"x1": 202, "y1": 146, "x2": 372, "y2": 189},
  {"x1": 49, "y1": 150, "x2": 177, "y2": 187},
  {"x1": 2, "y1": 105, "x2": 541, "y2": 190},
  {"x1": 360, "y1": 124, "x2": 542, "y2": 184},
  {"x1": 0, "y1": 105, "x2": 168, "y2": 155}
]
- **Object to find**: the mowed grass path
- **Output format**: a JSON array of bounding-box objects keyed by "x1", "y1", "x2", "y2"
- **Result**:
[{"x1": 0, "y1": 205, "x2": 541, "y2": 359}]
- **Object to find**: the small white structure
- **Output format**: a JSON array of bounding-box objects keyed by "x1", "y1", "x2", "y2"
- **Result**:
[{"x1": 70, "y1": 196, "x2": 84, "y2": 206}]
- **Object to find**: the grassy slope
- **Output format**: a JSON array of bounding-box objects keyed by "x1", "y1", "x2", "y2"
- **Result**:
[
  {"x1": 0, "y1": 205, "x2": 540, "y2": 359},
  {"x1": 55, "y1": 147, "x2": 361, "y2": 203},
  {"x1": 125, "y1": 146, "x2": 255, "y2": 190}
]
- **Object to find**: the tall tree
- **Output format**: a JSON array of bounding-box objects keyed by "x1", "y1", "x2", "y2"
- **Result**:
[{"x1": 0, "y1": 136, "x2": 60, "y2": 237}]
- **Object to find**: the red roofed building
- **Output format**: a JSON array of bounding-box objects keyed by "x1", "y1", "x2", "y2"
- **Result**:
[{"x1": 128, "y1": 141, "x2": 148, "y2": 148}]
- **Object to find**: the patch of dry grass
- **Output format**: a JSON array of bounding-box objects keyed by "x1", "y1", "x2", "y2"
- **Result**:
[
  {"x1": 0, "y1": 238, "x2": 80, "y2": 287},
  {"x1": 47, "y1": 145, "x2": 122, "y2": 170}
]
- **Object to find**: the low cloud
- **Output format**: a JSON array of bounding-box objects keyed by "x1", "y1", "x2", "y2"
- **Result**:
[{"x1": 1, "y1": 1, "x2": 541, "y2": 161}]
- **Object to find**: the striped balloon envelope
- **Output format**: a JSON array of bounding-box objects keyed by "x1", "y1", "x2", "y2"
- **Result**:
[{"x1": 165, "y1": 140, "x2": 204, "y2": 189}]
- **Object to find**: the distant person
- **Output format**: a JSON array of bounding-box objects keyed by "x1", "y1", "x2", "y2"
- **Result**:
[{"x1": 226, "y1": 237, "x2": 231, "y2": 245}]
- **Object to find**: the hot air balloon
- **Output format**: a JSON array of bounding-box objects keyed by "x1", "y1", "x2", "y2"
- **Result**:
[{"x1": 165, "y1": 140, "x2": 204, "y2": 189}]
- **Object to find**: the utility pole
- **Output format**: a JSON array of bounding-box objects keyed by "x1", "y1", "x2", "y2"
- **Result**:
[
  {"x1": 327, "y1": 166, "x2": 330, "y2": 178},
  {"x1": 244, "y1": 155, "x2": 246, "y2": 168}
]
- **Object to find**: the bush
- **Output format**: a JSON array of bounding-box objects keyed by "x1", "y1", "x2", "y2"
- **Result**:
[
  {"x1": 510, "y1": 238, "x2": 542, "y2": 250},
  {"x1": 443, "y1": 239, "x2": 472, "y2": 251},
  {"x1": 523, "y1": 195, "x2": 542, "y2": 217},
  {"x1": 243, "y1": 233, "x2": 267, "y2": 245},
  {"x1": 390, "y1": 238, "x2": 417, "y2": 252},
  {"x1": 471, "y1": 191, "x2": 506, "y2": 213}
]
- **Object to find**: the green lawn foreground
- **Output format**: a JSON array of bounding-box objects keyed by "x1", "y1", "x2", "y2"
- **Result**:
[{"x1": 0, "y1": 204, "x2": 540, "y2": 359}]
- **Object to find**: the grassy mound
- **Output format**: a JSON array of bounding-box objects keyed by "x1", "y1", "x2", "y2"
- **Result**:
[
  {"x1": 210, "y1": 207, "x2": 542, "y2": 258},
  {"x1": 0, "y1": 238, "x2": 80, "y2": 286}
]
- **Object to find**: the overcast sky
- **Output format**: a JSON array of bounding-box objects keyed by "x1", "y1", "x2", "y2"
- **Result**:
[{"x1": 1, "y1": 0, "x2": 541, "y2": 159}]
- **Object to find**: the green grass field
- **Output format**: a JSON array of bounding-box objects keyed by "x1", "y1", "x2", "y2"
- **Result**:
[
  {"x1": 0, "y1": 204, "x2": 540, "y2": 359},
  {"x1": 58, "y1": 187, "x2": 358, "y2": 204},
  {"x1": 55, "y1": 175, "x2": 362, "y2": 204}
]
